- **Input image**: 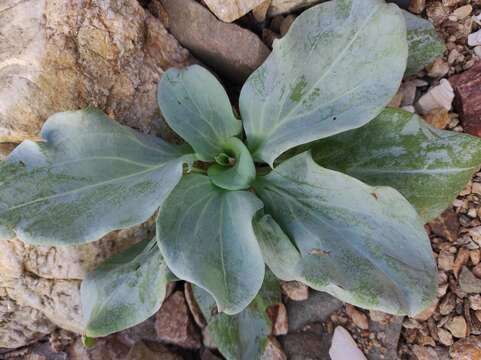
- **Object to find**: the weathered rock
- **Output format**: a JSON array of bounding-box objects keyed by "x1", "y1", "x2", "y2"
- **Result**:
[
  {"x1": 329, "y1": 326, "x2": 367, "y2": 360},
  {"x1": 415, "y1": 79, "x2": 454, "y2": 115},
  {"x1": 459, "y1": 266, "x2": 481, "y2": 294},
  {"x1": 423, "y1": 108, "x2": 450, "y2": 129},
  {"x1": 202, "y1": 0, "x2": 266, "y2": 22},
  {"x1": 281, "y1": 281, "x2": 308, "y2": 301},
  {"x1": 345, "y1": 305, "x2": 369, "y2": 330},
  {"x1": 279, "y1": 329, "x2": 331, "y2": 360},
  {"x1": 0, "y1": 0, "x2": 192, "y2": 143},
  {"x1": 412, "y1": 345, "x2": 439, "y2": 360},
  {"x1": 261, "y1": 336, "x2": 287, "y2": 360},
  {"x1": 267, "y1": 0, "x2": 323, "y2": 16},
  {"x1": 286, "y1": 291, "x2": 342, "y2": 332},
  {"x1": 367, "y1": 315, "x2": 403, "y2": 360},
  {"x1": 450, "y1": 336, "x2": 481, "y2": 359},
  {"x1": 116, "y1": 318, "x2": 159, "y2": 347},
  {"x1": 160, "y1": 0, "x2": 270, "y2": 84},
  {"x1": 429, "y1": 208, "x2": 460, "y2": 242},
  {"x1": 413, "y1": 298, "x2": 438, "y2": 321},
  {"x1": 267, "y1": 303, "x2": 289, "y2": 336},
  {"x1": 445, "y1": 316, "x2": 468, "y2": 338},
  {"x1": 127, "y1": 341, "x2": 182, "y2": 360},
  {"x1": 449, "y1": 62, "x2": 481, "y2": 137},
  {"x1": 155, "y1": 291, "x2": 201, "y2": 350}
]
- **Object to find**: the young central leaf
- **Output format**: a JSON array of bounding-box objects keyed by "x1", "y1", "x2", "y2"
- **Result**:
[
  {"x1": 208, "y1": 137, "x2": 256, "y2": 191},
  {"x1": 0, "y1": 108, "x2": 192, "y2": 245},
  {"x1": 254, "y1": 152, "x2": 437, "y2": 316},
  {"x1": 239, "y1": 0, "x2": 408, "y2": 166},
  {"x1": 157, "y1": 65, "x2": 242, "y2": 161},
  {"x1": 156, "y1": 174, "x2": 265, "y2": 314}
]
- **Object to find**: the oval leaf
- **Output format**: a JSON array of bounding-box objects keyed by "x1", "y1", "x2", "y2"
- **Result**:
[
  {"x1": 239, "y1": 0, "x2": 408, "y2": 166},
  {"x1": 404, "y1": 10, "x2": 445, "y2": 76},
  {"x1": 158, "y1": 65, "x2": 242, "y2": 160},
  {"x1": 81, "y1": 239, "x2": 172, "y2": 337},
  {"x1": 156, "y1": 174, "x2": 264, "y2": 314},
  {"x1": 207, "y1": 137, "x2": 256, "y2": 190},
  {"x1": 312, "y1": 108, "x2": 481, "y2": 221},
  {"x1": 192, "y1": 271, "x2": 281, "y2": 360},
  {"x1": 0, "y1": 108, "x2": 192, "y2": 245},
  {"x1": 254, "y1": 152, "x2": 437, "y2": 315}
]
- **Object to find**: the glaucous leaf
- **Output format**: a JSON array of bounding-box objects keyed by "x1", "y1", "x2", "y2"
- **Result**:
[
  {"x1": 239, "y1": 0, "x2": 408, "y2": 166},
  {"x1": 81, "y1": 239, "x2": 172, "y2": 337},
  {"x1": 156, "y1": 174, "x2": 264, "y2": 314},
  {"x1": 207, "y1": 137, "x2": 256, "y2": 190},
  {"x1": 254, "y1": 152, "x2": 437, "y2": 316},
  {"x1": 192, "y1": 271, "x2": 281, "y2": 360},
  {"x1": 404, "y1": 10, "x2": 445, "y2": 76},
  {"x1": 0, "y1": 108, "x2": 192, "y2": 245},
  {"x1": 158, "y1": 65, "x2": 242, "y2": 160},
  {"x1": 312, "y1": 108, "x2": 481, "y2": 221}
]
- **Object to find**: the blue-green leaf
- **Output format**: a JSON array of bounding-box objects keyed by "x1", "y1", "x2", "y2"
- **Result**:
[
  {"x1": 239, "y1": 0, "x2": 408, "y2": 166},
  {"x1": 254, "y1": 152, "x2": 436, "y2": 316},
  {"x1": 192, "y1": 271, "x2": 281, "y2": 360},
  {"x1": 207, "y1": 137, "x2": 256, "y2": 191},
  {"x1": 405, "y1": 10, "x2": 445, "y2": 76},
  {"x1": 156, "y1": 174, "x2": 264, "y2": 315},
  {"x1": 0, "y1": 108, "x2": 192, "y2": 245},
  {"x1": 312, "y1": 108, "x2": 481, "y2": 221},
  {"x1": 158, "y1": 65, "x2": 242, "y2": 160},
  {"x1": 81, "y1": 239, "x2": 173, "y2": 337}
]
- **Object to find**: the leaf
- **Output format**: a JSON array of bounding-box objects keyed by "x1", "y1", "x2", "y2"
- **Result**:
[
  {"x1": 158, "y1": 65, "x2": 242, "y2": 160},
  {"x1": 156, "y1": 174, "x2": 265, "y2": 315},
  {"x1": 0, "y1": 108, "x2": 192, "y2": 245},
  {"x1": 404, "y1": 10, "x2": 445, "y2": 76},
  {"x1": 81, "y1": 239, "x2": 173, "y2": 337},
  {"x1": 312, "y1": 108, "x2": 481, "y2": 221},
  {"x1": 239, "y1": 0, "x2": 408, "y2": 166},
  {"x1": 207, "y1": 137, "x2": 256, "y2": 190},
  {"x1": 192, "y1": 271, "x2": 281, "y2": 360},
  {"x1": 254, "y1": 152, "x2": 437, "y2": 316}
]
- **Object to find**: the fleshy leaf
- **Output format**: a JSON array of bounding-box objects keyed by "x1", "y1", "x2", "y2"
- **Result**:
[
  {"x1": 192, "y1": 271, "x2": 281, "y2": 360},
  {"x1": 254, "y1": 152, "x2": 437, "y2": 316},
  {"x1": 157, "y1": 65, "x2": 242, "y2": 160},
  {"x1": 239, "y1": 0, "x2": 408, "y2": 166},
  {"x1": 81, "y1": 239, "x2": 172, "y2": 337},
  {"x1": 207, "y1": 137, "x2": 256, "y2": 191},
  {"x1": 156, "y1": 174, "x2": 264, "y2": 314},
  {"x1": 312, "y1": 108, "x2": 481, "y2": 221},
  {"x1": 0, "y1": 108, "x2": 192, "y2": 245},
  {"x1": 404, "y1": 10, "x2": 445, "y2": 76}
]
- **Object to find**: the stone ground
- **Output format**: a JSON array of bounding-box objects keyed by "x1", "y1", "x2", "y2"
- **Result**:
[{"x1": 2, "y1": 0, "x2": 481, "y2": 359}]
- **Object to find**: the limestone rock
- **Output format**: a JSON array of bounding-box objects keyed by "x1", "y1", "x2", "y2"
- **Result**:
[
  {"x1": 161, "y1": 0, "x2": 270, "y2": 84},
  {"x1": 203, "y1": 0, "x2": 266, "y2": 22},
  {"x1": 0, "y1": 0, "x2": 192, "y2": 143}
]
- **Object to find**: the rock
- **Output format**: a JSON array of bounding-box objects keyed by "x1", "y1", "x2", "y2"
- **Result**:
[
  {"x1": 260, "y1": 336, "x2": 287, "y2": 360},
  {"x1": 412, "y1": 345, "x2": 439, "y2": 360},
  {"x1": 416, "y1": 79, "x2": 454, "y2": 115},
  {"x1": 279, "y1": 15, "x2": 296, "y2": 37},
  {"x1": 160, "y1": 0, "x2": 270, "y2": 84},
  {"x1": 408, "y1": 0, "x2": 425, "y2": 14},
  {"x1": 450, "y1": 336, "x2": 481, "y2": 359},
  {"x1": 68, "y1": 337, "x2": 130, "y2": 360},
  {"x1": 429, "y1": 208, "x2": 460, "y2": 242},
  {"x1": 202, "y1": 0, "x2": 266, "y2": 22},
  {"x1": 449, "y1": 62, "x2": 481, "y2": 137},
  {"x1": 267, "y1": 303, "x2": 289, "y2": 336},
  {"x1": 184, "y1": 283, "x2": 206, "y2": 328},
  {"x1": 369, "y1": 310, "x2": 392, "y2": 325},
  {"x1": 116, "y1": 318, "x2": 159, "y2": 347},
  {"x1": 280, "y1": 281, "x2": 308, "y2": 301},
  {"x1": 437, "y1": 327, "x2": 454, "y2": 346},
  {"x1": 453, "y1": 248, "x2": 471, "y2": 278},
  {"x1": 459, "y1": 266, "x2": 481, "y2": 293},
  {"x1": 423, "y1": 108, "x2": 450, "y2": 129},
  {"x1": 426, "y1": 2, "x2": 449, "y2": 26},
  {"x1": 470, "y1": 295, "x2": 481, "y2": 311},
  {"x1": 468, "y1": 30, "x2": 481, "y2": 47},
  {"x1": 452, "y1": 5, "x2": 472, "y2": 20},
  {"x1": 414, "y1": 298, "x2": 438, "y2": 321},
  {"x1": 201, "y1": 349, "x2": 223, "y2": 360},
  {"x1": 253, "y1": 1, "x2": 272, "y2": 23},
  {"x1": 279, "y1": 330, "x2": 331, "y2": 360},
  {"x1": 426, "y1": 58, "x2": 450, "y2": 78},
  {"x1": 445, "y1": 316, "x2": 468, "y2": 338},
  {"x1": 366, "y1": 315, "x2": 403, "y2": 360},
  {"x1": 154, "y1": 291, "x2": 201, "y2": 350},
  {"x1": 329, "y1": 326, "x2": 366, "y2": 360},
  {"x1": 267, "y1": 0, "x2": 323, "y2": 17},
  {"x1": 127, "y1": 341, "x2": 182, "y2": 360},
  {"x1": 286, "y1": 291, "x2": 342, "y2": 332},
  {"x1": 345, "y1": 305, "x2": 369, "y2": 330},
  {"x1": 0, "y1": 0, "x2": 192, "y2": 143},
  {"x1": 439, "y1": 293, "x2": 456, "y2": 315},
  {"x1": 437, "y1": 250, "x2": 454, "y2": 271}
]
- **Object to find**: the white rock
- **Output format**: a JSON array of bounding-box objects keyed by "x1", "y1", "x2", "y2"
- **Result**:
[
  {"x1": 203, "y1": 0, "x2": 266, "y2": 22},
  {"x1": 401, "y1": 105, "x2": 416, "y2": 113},
  {"x1": 468, "y1": 29, "x2": 481, "y2": 47},
  {"x1": 329, "y1": 326, "x2": 367, "y2": 360},
  {"x1": 416, "y1": 79, "x2": 454, "y2": 115}
]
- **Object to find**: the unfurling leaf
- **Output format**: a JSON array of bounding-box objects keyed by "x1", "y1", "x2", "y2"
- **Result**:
[
  {"x1": 81, "y1": 239, "x2": 173, "y2": 337},
  {"x1": 404, "y1": 10, "x2": 445, "y2": 76},
  {"x1": 254, "y1": 152, "x2": 437, "y2": 316},
  {"x1": 157, "y1": 174, "x2": 264, "y2": 314},
  {"x1": 192, "y1": 272, "x2": 281, "y2": 360},
  {"x1": 240, "y1": 0, "x2": 408, "y2": 166},
  {"x1": 158, "y1": 65, "x2": 241, "y2": 160},
  {"x1": 312, "y1": 108, "x2": 481, "y2": 221},
  {"x1": 0, "y1": 108, "x2": 192, "y2": 245}
]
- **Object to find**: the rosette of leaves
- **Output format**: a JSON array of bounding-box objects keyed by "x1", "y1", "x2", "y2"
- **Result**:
[{"x1": 0, "y1": 0, "x2": 475, "y2": 358}]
